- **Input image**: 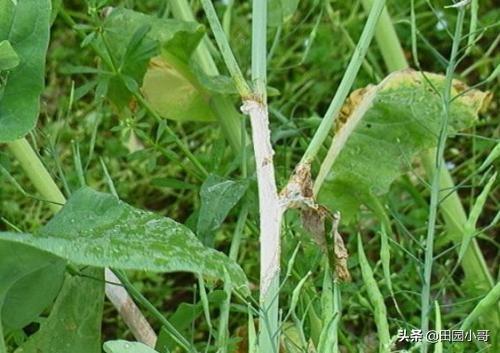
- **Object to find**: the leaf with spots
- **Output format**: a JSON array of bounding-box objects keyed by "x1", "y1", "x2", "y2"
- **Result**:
[
  {"x1": 0, "y1": 187, "x2": 249, "y2": 294},
  {"x1": 316, "y1": 70, "x2": 491, "y2": 221}
]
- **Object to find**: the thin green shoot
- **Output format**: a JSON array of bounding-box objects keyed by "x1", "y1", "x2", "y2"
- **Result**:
[
  {"x1": 199, "y1": 0, "x2": 251, "y2": 98},
  {"x1": 6, "y1": 138, "x2": 65, "y2": 213},
  {"x1": 357, "y1": 234, "x2": 391, "y2": 353},
  {"x1": 434, "y1": 301, "x2": 442, "y2": 353},
  {"x1": 420, "y1": 7, "x2": 465, "y2": 353},
  {"x1": 301, "y1": 0, "x2": 386, "y2": 164}
]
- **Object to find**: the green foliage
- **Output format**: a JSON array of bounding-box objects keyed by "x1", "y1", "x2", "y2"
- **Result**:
[
  {"x1": 0, "y1": 0, "x2": 51, "y2": 142},
  {"x1": 0, "y1": 187, "x2": 248, "y2": 292},
  {"x1": 104, "y1": 340, "x2": 159, "y2": 353},
  {"x1": 16, "y1": 268, "x2": 104, "y2": 353},
  {"x1": 460, "y1": 282, "x2": 500, "y2": 331},
  {"x1": 318, "y1": 70, "x2": 490, "y2": 221},
  {"x1": 197, "y1": 175, "x2": 248, "y2": 245},
  {"x1": 0, "y1": 241, "x2": 64, "y2": 350}
]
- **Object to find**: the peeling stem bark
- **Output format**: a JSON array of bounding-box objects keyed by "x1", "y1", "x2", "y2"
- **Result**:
[
  {"x1": 105, "y1": 269, "x2": 157, "y2": 347},
  {"x1": 242, "y1": 100, "x2": 283, "y2": 352}
]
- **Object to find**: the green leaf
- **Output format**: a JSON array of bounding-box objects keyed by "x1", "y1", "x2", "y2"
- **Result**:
[
  {"x1": 197, "y1": 175, "x2": 248, "y2": 245},
  {"x1": 16, "y1": 268, "x2": 104, "y2": 353},
  {"x1": 268, "y1": 0, "x2": 300, "y2": 27},
  {"x1": 0, "y1": 240, "x2": 65, "y2": 349},
  {"x1": 104, "y1": 340, "x2": 159, "y2": 353},
  {"x1": 0, "y1": 0, "x2": 51, "y2": 142},
  {"x1": 317, "y1": 70, "x2": 490, "y2": 221},
  {"x1": 0, "y1": 40, "x2": 19, "y2": 71},
  {"x1": 0, "y1": 187, "x2": 249, "y2": 293}
]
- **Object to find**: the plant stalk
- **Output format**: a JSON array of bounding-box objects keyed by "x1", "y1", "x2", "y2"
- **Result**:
[
  {"x1": 6, "y1": 138, "x2": 66, "y2": 213},
  {"x1": 421, "y1": 9, "x2": 465, "y2": 353},
  {"x1": 199, "y1": 1, "x2": 283, "y2": 351},
  {"x1": 243, "y1": 100, "x2": 283, "y2": 353},
  {"x1": 249, "y1": 1, "x2": 284, "y2": 352}
]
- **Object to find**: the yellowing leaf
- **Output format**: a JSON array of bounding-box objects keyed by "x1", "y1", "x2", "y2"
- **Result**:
[
  {"x1": 141, "y1": 56, "x2": 216, "y2": 122},
  {"x1": 316, "y1": 70, "x2": 491, "y2": 221}
]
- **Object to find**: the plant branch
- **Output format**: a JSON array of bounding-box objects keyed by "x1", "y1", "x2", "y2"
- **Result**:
[
  {"x1": 200, "y1": 2, "x2": 283, "y2": 351},
  {"x1": 420, "y1": 8, "x2": 465, "y2": 353}
]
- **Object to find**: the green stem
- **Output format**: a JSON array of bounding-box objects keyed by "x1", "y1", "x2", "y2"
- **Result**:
[
  {"x1": 301, "y1": 0, "x2": 386, "y2": 164},
  {"x1": 251, "y1": 0, "x2": 267, "y2": 99},
  {"x1": 199, "y1": 0, "x2": 252, "y2": 98},
  {"x1": 0, "y1": 317, "x2": 5, "y2": 353},
  {"x1": 169, "y1": 0, "x2": 219, "y2": 75},
  {"x1": 360, "y1": 0, "x2": 494, "y2": 288},
  {"x1": 248, "y1": 2, "x2": 283, "y2": 352},
  {"x1": 420, "y1": 9, "x2": 464, "y2": 353},
  {"x1": 6, "y1": 138, "x2": 66, "y2": 213}
]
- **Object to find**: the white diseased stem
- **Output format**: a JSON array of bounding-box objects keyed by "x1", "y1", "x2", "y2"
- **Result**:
[
  {"x1": 105, "y1": 269, "x2": 157, "y2": 347},
  {"x1": 241, "y1": 100, "x2": 283, "y2": 296}
]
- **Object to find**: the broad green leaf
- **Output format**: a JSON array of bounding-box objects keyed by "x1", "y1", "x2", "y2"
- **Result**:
[
  {"x1": 0, "y1": 40, "x2": 19, "y2": 71},
  {"x1": 16, "y1": 268, "x2": 104, "y2": 353},
  {"x1": 0, "y1": 187, "x2": 249, "y2": 293},
  {"x1": 268, "y1": 0, "x2": 300, "y2": 27},
  {"x1": 317, "y1": 70, "x2": 491, "y2": 221},
  {"x1": 104, "y1": 340, "x2": 159, "y2": 353},
  {"x1": 197, "y1": 175, "x2": 248, "y2": 245},
  {"x1": 0, "y1": 0, "x2": 51, "y2": 142},
  {"x1": 0, "y1": 240, "x2": 64, "y2": 349}
]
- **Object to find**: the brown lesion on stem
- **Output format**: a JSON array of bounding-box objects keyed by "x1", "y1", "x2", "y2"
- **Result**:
[{"x1": 280, "y1": 163, "x2": 351, "y2": 281}]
